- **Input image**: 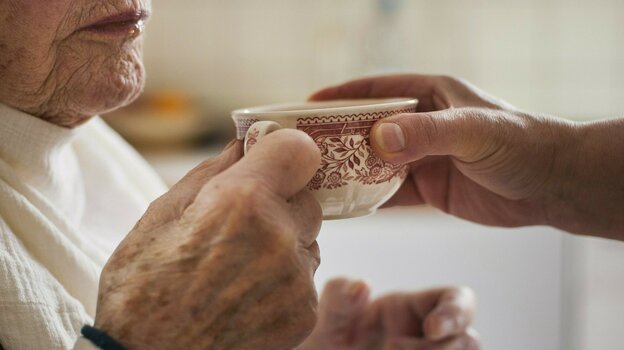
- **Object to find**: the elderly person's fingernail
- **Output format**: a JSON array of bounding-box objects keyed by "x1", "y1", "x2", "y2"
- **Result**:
[
  {"x1": 375, "y1": 123, "x2": 406, "y2": 153},
  {"x1": 344, "y1": 280, "x2": 369, "y2": 303},
  {"x1": 439, "y1": 315, "x2": 464, "y2": 337},
  {"x1": 439, "y1": 318, "x2": 455, "y2": 336}
]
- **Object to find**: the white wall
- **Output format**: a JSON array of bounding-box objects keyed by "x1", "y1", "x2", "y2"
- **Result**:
[
  {"x1": 144, "y1": 0, "x2": 624, "y2": 121},
  {"x1": 562, "y1": 235, "x2": 624, "y2": 350}
]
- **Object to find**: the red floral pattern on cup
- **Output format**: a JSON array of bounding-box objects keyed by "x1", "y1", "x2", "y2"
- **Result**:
[
  {"x1": 246, "y1": 128, "x2": 259, "y2": 148},
  {"x1": 236, "y1": 118, "x2": 259, "y2": 139},
  {"x1": 235, "y1": 108, "x2": 414, "y2": 191},
  {"x1": 297, "y1": 109, "x2": 413, "y2": 190}
]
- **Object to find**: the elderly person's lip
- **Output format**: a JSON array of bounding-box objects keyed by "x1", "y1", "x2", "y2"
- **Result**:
[{"x1": 80, "y1": 10, "x2": 150, "y2": 36}]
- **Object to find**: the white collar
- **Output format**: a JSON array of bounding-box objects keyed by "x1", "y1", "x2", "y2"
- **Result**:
[{"x1": 0, "y1": 103, "x2": 81, "y2": 171}]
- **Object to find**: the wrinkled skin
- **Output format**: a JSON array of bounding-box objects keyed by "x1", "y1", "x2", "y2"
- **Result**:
[
  {"x1": 301, "y1": 279, "x2": 480, "y2": 350},
  {"x1": 311, "y1": 75, "x2": 624, "y2": 239},
  {"x1": 0, "y1": 0, "x2": 150, "y2": 127},
  {"x1": 96, "y1": 132, "x2": 323, "y2": 350}
]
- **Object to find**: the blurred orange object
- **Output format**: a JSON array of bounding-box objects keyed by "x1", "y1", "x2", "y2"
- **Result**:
[
  {"x1": 150, "y1": 91, "x2": 191, "y2": 115},
  {"x1": 103, "y1": 90, "x2": 204, "y2": 149}
]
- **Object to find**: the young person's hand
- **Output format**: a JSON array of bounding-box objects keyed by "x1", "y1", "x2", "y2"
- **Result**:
[{"x1": 312, "y1": 75, "x2": 624, "y2": 239}]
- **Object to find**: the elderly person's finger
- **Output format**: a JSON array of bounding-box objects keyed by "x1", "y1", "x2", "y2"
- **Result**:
[
  {"x1": 218, "y1": 128, "x2": 321, "y2": 199},
  {"x1": 176, "y1": 139, "x2": 242, "y2": 186},
  {"x1": 370, "y1": 108, "x2": 515, "y2": 165},
  {"x1": 299, "y1": 278, "x2": 371, "y2": 350},
  {"x1": 301, "y1": 284, "x2": 479, "y2": 350},
  {"x1": 317, "y1": 278, "x2": 370, "y2": 330},
  {"x1": 167, "y1": 140, "x2": 242, "y2": 195},
  {"x1": 422, "y1": 287, "x2": 477, "y2": 341},
  {"x1": 136, "y1": 140, "x2": 243, "y2": 226},
  {"x1": 386, "y1": 329, "x2": 480, "y2": 350},
  {"x1": 287, "y1": 190, "x2": 323, "y2": 247},
  {"x1": 281, "y1": 191, "x2": 323, "y2": 274}
]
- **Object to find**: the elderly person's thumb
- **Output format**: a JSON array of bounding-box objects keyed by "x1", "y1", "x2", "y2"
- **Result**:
[
  {"x1": 139, "y1": 140, "x2": 243, "y2": 223},
  {"x1": 314, "y1": 278, "x2": 370, "y2": 336},
  {"x1": 371, "y1": 108, "x2": 507, "y2": 165}
]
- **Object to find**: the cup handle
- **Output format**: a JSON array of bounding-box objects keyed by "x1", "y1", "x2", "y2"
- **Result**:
[{"x1": 244, "y1": 120, "x2": 283, "y2": 154}]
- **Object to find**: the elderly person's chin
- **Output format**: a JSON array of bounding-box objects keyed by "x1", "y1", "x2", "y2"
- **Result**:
[
  {"x1": 55, "y1": 44, "x2": 147, "y2": 127},
  {"x1": 0, "y1": 0, "x2": 151, "y2": 128},
  {"x1": 28, "y1": 44, "x2": 147, "y2": 129}
]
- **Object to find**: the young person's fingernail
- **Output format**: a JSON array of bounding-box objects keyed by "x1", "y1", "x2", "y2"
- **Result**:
[{"x1": 375, "y1": 123, "x2": 406, "y2": 153}]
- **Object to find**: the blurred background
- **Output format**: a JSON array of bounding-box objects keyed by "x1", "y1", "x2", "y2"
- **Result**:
[{"x1": 102, "y1": 1, "x2": 624, "y2": 349}]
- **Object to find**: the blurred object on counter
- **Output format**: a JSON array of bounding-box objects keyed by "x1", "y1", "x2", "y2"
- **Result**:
[{"x1": 102, "y1": 90, "x2": 220, "y2": 149}]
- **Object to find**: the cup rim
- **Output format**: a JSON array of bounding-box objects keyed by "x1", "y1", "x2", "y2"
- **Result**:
[{"x1": 231, "y1": 98, "x2": 418, "y2": 118}]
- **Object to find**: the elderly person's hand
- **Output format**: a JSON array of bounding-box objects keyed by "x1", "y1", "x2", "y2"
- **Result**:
[
  {"x1": 311, "y1": 75, "x2": 624, "y2": 240},
  {"x1": 299, "y1": 279, "x2": 479, "y2": 350},
  {"x1": 93, "y1": 131, "x2": 322, "y2": 350}
]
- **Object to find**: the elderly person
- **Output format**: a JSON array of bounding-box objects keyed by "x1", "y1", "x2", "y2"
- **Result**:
[
  {"x1": 5, "y1": 2, "x2": 621, "y2": 350},
  {"x1": 0, "y1": 1, "x2": 479, "y2": 350}
]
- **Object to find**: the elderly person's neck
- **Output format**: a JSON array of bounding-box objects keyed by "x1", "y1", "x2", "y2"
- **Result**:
[
  {"x1": 0, "y1": 0, "x2": 148, "y2": 129},
  {"x1": 13, "y1": 107, "x2": 93, "y2": 129},
  {"x1": 41, "y1": 115, "x2": 92, "y2": 129}
]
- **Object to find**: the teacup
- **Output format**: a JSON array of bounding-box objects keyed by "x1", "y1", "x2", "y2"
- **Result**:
[{"x1": 231, "y1": 98, "x2": 418, "y2": 219}]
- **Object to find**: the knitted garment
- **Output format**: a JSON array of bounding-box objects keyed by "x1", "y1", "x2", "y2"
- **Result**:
[{"x1": 0, "y1": 104, "x2": 167, "y2": 349}]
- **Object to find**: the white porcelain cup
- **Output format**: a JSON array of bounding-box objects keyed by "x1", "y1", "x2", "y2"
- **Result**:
[{"x1": 232, "y1": 98, "x2": 418, "y2": 220}]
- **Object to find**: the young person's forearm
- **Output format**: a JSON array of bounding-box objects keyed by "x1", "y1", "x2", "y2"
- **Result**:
[{"x1": 545, "y1": 118, "x2": 624, "y2": 239}]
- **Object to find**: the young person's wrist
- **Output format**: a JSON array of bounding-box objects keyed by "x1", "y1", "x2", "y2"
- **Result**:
[{"x1": 544, "y1": 118, "x2": 624, "y2": 238}]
